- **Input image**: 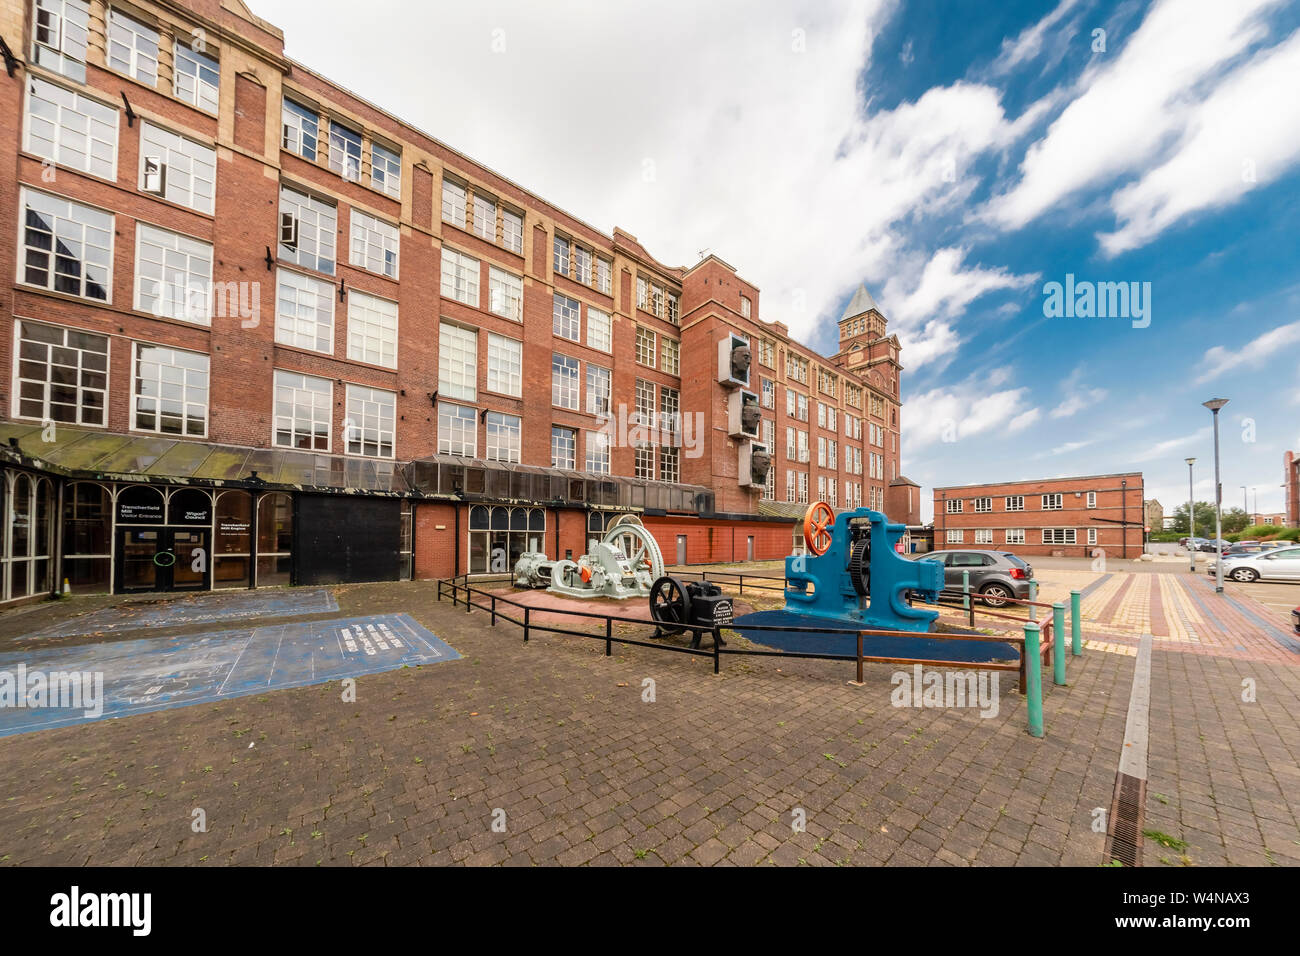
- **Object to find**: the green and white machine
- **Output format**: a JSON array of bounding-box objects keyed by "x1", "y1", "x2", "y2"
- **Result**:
[{"x1": 513, "y1": 515, "x2": 664, "y2": 600}]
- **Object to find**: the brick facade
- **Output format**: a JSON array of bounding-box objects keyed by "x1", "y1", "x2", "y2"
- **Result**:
[{"x1": 933, "y1": 473, "x2": 1145, "y2": 558}]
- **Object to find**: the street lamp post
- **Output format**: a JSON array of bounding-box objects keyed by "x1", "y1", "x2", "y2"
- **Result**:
[
  {"x1": 1185, "y1": 457, "x2": 1196, "y2": 573},
  {"x1": 1203, "y1": 398, "x2": 1229, "y2": 594}
]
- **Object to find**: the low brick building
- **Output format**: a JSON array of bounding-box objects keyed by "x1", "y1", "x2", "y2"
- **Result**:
[{"x1": 933, "y1": 473, "x2": 1145, "y2": 558}]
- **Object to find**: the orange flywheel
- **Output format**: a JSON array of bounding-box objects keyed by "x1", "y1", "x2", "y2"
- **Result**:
[{"x1": 803, "y1": 501, "x2": 835, "y2": 555}]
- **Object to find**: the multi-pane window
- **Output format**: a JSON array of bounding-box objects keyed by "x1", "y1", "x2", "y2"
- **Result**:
[
  {"x1": 634, "y1": 444, "x2": 655, "y2": 480},
  {"x1": 1042, "y1": 528, "x2": 1077, "y2": 545},
  {"x1": 797, "y1": 394, "x2": 808, "y2": 422},
  {"x1": 827, "y1": 439, "x2": 837, "y2": 464},
  {"x1": 758, "y1": 340, "x2": 775, "y2": 367},
  {"x1": 438, "y1": 322, "x2": 477, "y2": 401},
  {"x1": 282, "y1": 99, "x2": 319, "y2": 160},
  {"x1": 817, "y1": 436, "x2": 826, "y2": 467},
  {"x1": 174, "y1": 43, "x2": 219, "y2": 113},
  {"x1": 275, "y1": 269, "x2": 335, "y2": 353},
  {"x1": 973, "y1": 496, "x2": 992, "y2": 513},
  {"x1": 762, "y1": 379, "x2": 775, "y2": 409},
  {"x1": 502, "y1": 209, "x2": 523, "y2": 254},
  {"x1": 24, "y1": 77, "x2": 117, "y2": 179},
  {"x1": 637, "y1": 276, "x2": 647, "y2": 310},
  {"x1": 14, "y1": 320, "x2": 107, "y2": 426},
  {"x1": 1006, "y1": 528, "x2": 1025, "y2": 545},
  {"x1": 573, "y1": 246, "x2": 592, "y2": 285},
  {"x1": 596, "y1": 257, "x2": 612, "y2": 294},
  {"x1": 278, "y1": 184, "x2": 335, "y2": 272},
  {"x1": 585, "y1": 432, "x2": 610, "y2": 474},
  {"x1": 827, "y1": 406, "x2": 837, "y2": 431},
  {"x1": 634, "y1": 379, "x2": 656, "y2": 429},
  {"x1": 132, "y1": 344, "x2": 208, "y2": 437},
  {"x1": 1005, "y1": 495, "x2": 1024, "y2": 511},
  {"x1": 660, "y1": 387, "x2": 680, "y2": 437},
  {"x1": 371, "y1": 142, "x2": 401, "y2": 198},
  {"x1": 817, "y1": 403, "x2": 827, "y2": 429},
  {"x1": 349, "y1": 210, "x2": 399, "y2": 278},
  {"x1": 786, "y1": 470, "x2": 796, "y2": 503},
  {"x1": 974, "y1": 529, "x2": 993, "y2": 544},
  {"x1": 552, "y1": 354, "x2": 579, "y2": 410},
  {"x1": 659, "y1": 446, "x2": 679, "y2": 484},
  {"x1": 107, "y1": 8, "x2": 158, "y2": 85},
  {"x1": 486, "y1": 333, "x2": 522, "y2": 397},
  {"x1": 553, "y1": 234, "x2": 570, "y2": 277},
  {"x1": 345, "y1": 385, "x2": 396, "y2": 458},
  {"x1": 441, "y1": 178, "x2": 467, "y2": 227},
  {"x1": 661, "y1": 337, "x2": 680, "y2": 375},
  {"x1": 1042, "y1": 493, "x2": 1064, "y2": 510},
  {"x1": 798, "y1": 472, "x2": 809, "y2": 505},
  {"x1": 20, "y1": 188, "x2": 112, "y2": 301},
  {"x1": 346, "y1": 291, "x2": 398, "y2": 368},
  {"x1": 635, "y1": 326, "x2": 656, "y2": 366},
  {"x1": 787, "y1": 354, "x2": 808, "y2": 384},
  {"x1": 438, "y1": 402, "x2": 476, "y2": 457},
  {"x1": 273, "y1": 371, "x2": 331, "y2": 451},
  {"x1": 740, "y1": 295, "x2": 752, "y2": 318},
  {"x1": 473, "y1": 192, "x2": 496, "y2": 242},
  {"x1": 140, "y1": 124, "x2": 217, "y2": 213},
  {"x1": 488, "y1": 267, "x2": 522, "y2": 321},
  {"x1": 1088, "y1": 527, "x2": 1098, "y2": 546},
  {"x1": 553, "y1": 293, "x2": 580, "y2": 341},
  {"x1": 1086, "y1": 491, "x2": 1097, "y2": 508},
  {"x1": 134, "y1": 223, "x2": 212, "y2": 324},
  {"x1": 32, "y1": 0, "x2": 90, "y2": 81},
  {"x1": 551, "y1": 426, "x2": 577, "y2": 469},
  {"x1": 485, "y1": 412, "x2": 521, "y2": 463},
  {"x1": 946, "y1": 499, "x2": 963, "y2": 514},
  {"x1": 440, "y1": 248, "x2": 479, "y2": 305},
  {"x1": 586, "y1": 364, "x2": 611, "y2": 415},
  {"x1": 667, "y1": 293, "x2": 680, "y2": 325},
  {"x1": 946, "y1": 530, "x2": 963, "y2": 544},
  {"x1": 586, "y1": 307, "x2": 611, "y2": 352},
  {"x1": 328, "y1": 120, "x2": 363, "y2": 182}
]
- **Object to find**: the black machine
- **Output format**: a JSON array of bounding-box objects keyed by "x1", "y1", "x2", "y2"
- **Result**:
[{"x1": 649, "y1": 576, "x2": 733, "y2": 649}]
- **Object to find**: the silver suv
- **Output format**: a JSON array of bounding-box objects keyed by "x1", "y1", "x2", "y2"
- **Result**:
[{"x1": 915, "y1": 550, "x2": 1034, "y2": 607}]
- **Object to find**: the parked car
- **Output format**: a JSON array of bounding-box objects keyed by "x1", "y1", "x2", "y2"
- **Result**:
[
  {"x1": 1208, "y1": 546, "x2": 1300, "y2": 583},
  {"x1": 1197, "y1": 538, "x2": 1232, "y2": 553},
  {"x1": 1224, "y1": 542, "x2": 1269, "y2": 555},
  {"x1": 1179, "y1": 536, "x2": 1210, "y2": 550},
  {"x1": 915, "y1": 550, "x2": 1033, "y2": 607}
]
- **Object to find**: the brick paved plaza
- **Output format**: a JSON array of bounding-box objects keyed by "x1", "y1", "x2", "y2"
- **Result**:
[{"x1": 0, "y1": 564, "x2": 1297, "y2": 867}]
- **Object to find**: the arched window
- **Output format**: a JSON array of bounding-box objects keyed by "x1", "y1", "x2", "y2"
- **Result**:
[
  {"x1": 62, "y1": 481, "x2": 112, "y2": 592},
  {"x1": 257, "y1": 493, "x2": 293, "y2": 587},
  {"x1": 468, "y1": 506, "x2": 544, "y2": 573},
  {"x1": 214, "y1": 490, "x2": 253, "y2": 589}
]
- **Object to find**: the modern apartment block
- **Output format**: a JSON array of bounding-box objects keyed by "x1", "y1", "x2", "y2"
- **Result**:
[
  {"x1": 0, "y1": 0, "x2": 906, "y2": 603},
  {"x1": 933, "y1": 473, "x2": 1145, "y2": 558}
]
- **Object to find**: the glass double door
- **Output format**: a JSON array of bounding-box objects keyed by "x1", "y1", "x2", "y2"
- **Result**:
[{"x1": 117, "y1": 527, "x2": 209, "y2": 593}]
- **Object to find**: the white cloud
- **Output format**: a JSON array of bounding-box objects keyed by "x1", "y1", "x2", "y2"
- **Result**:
[
  {"x1": 984, "y1": 0, "x2": 1286, "y2": 232},
  {"x1": 902, "y1": 376, "x2": 1040, "y2": 451},
  {"x1": 249, "y1": 0, "x2": 1027, "y2": 343},
  {"x1": 990, "y1": 0, "x2": 1085, "y2": 75},
  {"x1": 1050, "y1": 367, "x2": 1107, "y2": 418},
  {"x1": 1131, "y1": 428, "x2": 1211, "y2": 462},
  {"x1": 1200, "y1": 320, "x2": 1300, "y2": 381},
  {"x1": 1099, "y1": 28, "x2": 1300, "y2": 255}
]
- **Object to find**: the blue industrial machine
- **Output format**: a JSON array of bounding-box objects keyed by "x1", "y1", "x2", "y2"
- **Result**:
[{"x1": 784, "y1": 503, "x2": 943, "y2": 632}]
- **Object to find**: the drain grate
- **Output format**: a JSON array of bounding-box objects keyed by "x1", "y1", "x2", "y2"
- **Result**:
[{"x1": 1103, "y1": 771, "x2": 1146, "y2": 866}]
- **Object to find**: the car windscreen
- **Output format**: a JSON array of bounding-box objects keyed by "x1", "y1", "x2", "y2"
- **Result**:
[{"x1": 1001, "y1": 553, "x2": 1029, "y2": 568}]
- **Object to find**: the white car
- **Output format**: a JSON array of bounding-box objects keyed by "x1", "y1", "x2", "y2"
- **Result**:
[{"x1": 1210, "y1": 546, "x2": 1300, "y2": 583}]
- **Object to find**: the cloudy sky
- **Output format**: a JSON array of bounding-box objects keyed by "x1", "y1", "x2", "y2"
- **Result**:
[{"x1": 250, "y1": 0, "x2": 1300, "y2": 521}]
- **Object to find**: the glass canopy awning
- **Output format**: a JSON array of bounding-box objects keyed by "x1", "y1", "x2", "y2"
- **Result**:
[{"x1": 0, "y1": 425, "x2": 716, "y2": 513}]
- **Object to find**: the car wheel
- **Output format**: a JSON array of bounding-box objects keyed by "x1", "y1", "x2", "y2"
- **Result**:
[
  {"x1": 980, "y1": 584, "x2": 1012, "y2": 607},
  {"x1": 1230, "y1": 567, "x2": 1258, "y2": 583}
]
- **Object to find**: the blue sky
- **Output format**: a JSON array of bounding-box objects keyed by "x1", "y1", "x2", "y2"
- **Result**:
[{"x1": 250, "y1": 0, "x2": 1300, "y2": 520}]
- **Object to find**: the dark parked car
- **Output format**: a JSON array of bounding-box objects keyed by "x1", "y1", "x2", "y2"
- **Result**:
[
  {"x1": 1197, "y1": 538, "x2": 1231, "y2": 553},
  {"x1": 1293, "y1": 606, "x2": 1300, "y2": 634},
  {"x1": 915, "y1": 550, "x2": 1033, "y2": 607}
]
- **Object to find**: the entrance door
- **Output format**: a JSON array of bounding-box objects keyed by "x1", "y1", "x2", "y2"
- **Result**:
[
  {"x1": 116, "y1": 528, "x2": 210, "y2": 593},
  {"x1": 676, "y1": 535, "x2": 688, "y2": 566}
]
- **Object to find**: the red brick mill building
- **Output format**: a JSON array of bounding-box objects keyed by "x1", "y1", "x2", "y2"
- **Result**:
[
  {"x1": 0, "y1": 0, "x2": 914, "y2": 603},
  {"x1": 933, "y1": 473, "x2": 1146, "y2": 558}
]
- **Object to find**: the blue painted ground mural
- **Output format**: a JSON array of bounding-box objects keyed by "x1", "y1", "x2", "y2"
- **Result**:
[
  {"x1": 0, "y1": 614, "x2": 459, "y2": 737},
  {"x1": 23, "y1": 589, "x2": 340, "y2": 639},
  {"x1": 731, "y1": 610, "x2": 1019, "y2": 664}
]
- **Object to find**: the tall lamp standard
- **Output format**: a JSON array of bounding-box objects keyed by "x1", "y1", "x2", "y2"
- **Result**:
[
  {"x1": 1185, "y1": 457, "x2": 1196, "y2": 574},
  {"x1": 1203, "y1": 398, "x2": 1229, "y2": 593}
]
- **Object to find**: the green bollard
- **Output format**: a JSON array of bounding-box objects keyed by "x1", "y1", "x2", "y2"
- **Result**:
[
  {"x1": 1024, "y1": 621, "x2": 1044, "y2": 737},
  {"x1": 1053, "y1": 602, "x2": 1066, "y2": 685},
  {"x1": 1070, "y1": 589, "x2": 1082, "y2": 656}
]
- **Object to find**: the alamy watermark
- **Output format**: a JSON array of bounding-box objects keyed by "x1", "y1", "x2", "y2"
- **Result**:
[
  {"x1": 0, "y1": 664, "x2": 104, "y2": 718},
  {"x1": 147, "y1": 279, "x2": 261, "y2": 328},
  {"x1": 890, "y1": 664, "x2": 1000, "y2": 717},
  {"x1": 1042, "y1": 274, "x2": 1151, "y2": 328}
]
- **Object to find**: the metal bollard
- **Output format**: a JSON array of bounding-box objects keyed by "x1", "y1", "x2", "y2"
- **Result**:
[
  {"x1": 1070, "y1": 589, "x2": 1082, "y2": 656},
  {"x1": 1024, "y1": 621, "x2": 1044, "y2": 737},
  {"x1": 1028, "y1": 580, "x2": 1038, "y2": 622},
  {"x1": 1053, "y1": 602, "x2": 1066, "y2": 685}
]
